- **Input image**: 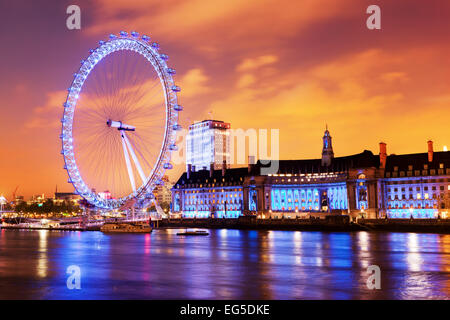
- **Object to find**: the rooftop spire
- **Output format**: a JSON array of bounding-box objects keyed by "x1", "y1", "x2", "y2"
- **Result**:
[{"x1": 322, "y1": 125, "x2": 334, "y2": 166}]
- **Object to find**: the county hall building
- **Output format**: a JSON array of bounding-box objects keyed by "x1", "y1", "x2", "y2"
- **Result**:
[{"x1": 171, "y1": 127, "x2": 450, "y2": 219}]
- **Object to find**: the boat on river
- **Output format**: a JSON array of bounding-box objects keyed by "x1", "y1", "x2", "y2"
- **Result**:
[
  {"x1": 177, "y1": 230, "x2": 209, "y2": 236},
  {"x1": 101, "y1": 222, "x2": 152, "y2": 233}
]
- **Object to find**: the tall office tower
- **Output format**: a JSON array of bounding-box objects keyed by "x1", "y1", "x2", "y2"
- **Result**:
[{"x1": 186, "y1": 120, "x2": 231, "y2": 172}]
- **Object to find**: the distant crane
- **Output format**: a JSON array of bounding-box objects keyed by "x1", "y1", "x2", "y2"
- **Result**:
[{"x1": 12, "y1": 185, "x2": 19, "y2": 203}]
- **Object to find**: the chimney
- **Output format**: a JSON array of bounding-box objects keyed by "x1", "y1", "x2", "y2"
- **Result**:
[
  {"x1": 428, "y1": 140, "x2": 433, "y2": 162},
  {"x1": 192, "y1": 165, "x2": 196, "y2": 172},
  {"x1": 209, "y1": 162, "x2": 214, "y2": 178},
  {"x1": 248, "y1": 155, "x2": 256, "y2": 173},
  {"x1": 222, "y1": 160, "x2": 226, "y2": 176},
  {"x1": 379, "y1": 142, "x2": 387, "y2": 169},
  {"x1": 187, "y1": 164, "x2": 192, "y2": 179}
]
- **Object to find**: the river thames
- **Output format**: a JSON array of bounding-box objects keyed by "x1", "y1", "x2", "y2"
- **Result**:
[{"x1": 0, "y1": 228, "x2": 449, "y2": 299}]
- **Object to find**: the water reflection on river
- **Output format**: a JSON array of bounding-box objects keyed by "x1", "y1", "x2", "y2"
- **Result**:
[{"x1": 0, "y1": 228, "x2": 449, "y2": 299}]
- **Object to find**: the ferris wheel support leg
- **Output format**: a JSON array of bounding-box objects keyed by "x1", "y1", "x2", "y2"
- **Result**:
[
  {"x1": 122, "y1": 131, "x2": 147, "y2": 184},
  {"x1": 121, "y1": 133, "x2": 136, "y2": 192},
  {"x1": 152, "y1": 199, "x2": 167, "y2": 219}
]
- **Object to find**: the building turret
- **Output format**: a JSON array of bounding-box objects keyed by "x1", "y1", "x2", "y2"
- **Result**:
[
  {"x1": 428, "y1": 140, "x2": 434, "y2": 162},
  {"x1": 379, "y1": 142, "x2": 387, "y2": 169},
  {"x1": 321, "y1": 125, "x2": 334, "y2": 166}
]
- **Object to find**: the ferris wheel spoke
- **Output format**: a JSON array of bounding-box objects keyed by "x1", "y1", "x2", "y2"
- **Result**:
[{"x1": 127, "y1": 133, "x2": 154, "y2": 172}]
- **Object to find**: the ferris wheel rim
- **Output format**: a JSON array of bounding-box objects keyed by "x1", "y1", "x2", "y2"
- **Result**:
[{"x1": 60, "y1": 31, "x2": 181, "y2": 210}]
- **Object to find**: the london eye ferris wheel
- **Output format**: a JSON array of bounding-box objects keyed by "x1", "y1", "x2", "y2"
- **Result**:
[{"x1": 60, "y1": 31, "x2": 183, "y2": 210}]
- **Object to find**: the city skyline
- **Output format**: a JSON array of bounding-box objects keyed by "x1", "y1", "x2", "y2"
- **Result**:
[{"x1": 1, "y1": 0, "x2": 450, "y2": 199}]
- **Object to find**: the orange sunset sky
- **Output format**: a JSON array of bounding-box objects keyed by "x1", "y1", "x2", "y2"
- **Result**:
[{"x1": 0, "y1": 0, "x2": 449, "y2": 200}]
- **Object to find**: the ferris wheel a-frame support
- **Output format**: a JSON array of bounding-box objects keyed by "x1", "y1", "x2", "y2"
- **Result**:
[{"x1": 120, "y1": 130, "x2": 147, "y2": 193}]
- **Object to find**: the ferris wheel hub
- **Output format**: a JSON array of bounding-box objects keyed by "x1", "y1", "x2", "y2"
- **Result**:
[{"x1": 106, "y1": 119, "x2": 136, "y2": 131}]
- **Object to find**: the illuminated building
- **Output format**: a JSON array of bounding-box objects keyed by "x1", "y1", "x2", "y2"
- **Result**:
[
  {"x1": 53, "y1": 192, "x2": 82, "y2": 206},
  {"x1": 381, "y1": 141, "x2": 450, "y2": 218},
  {"x1": 172, "y1": 128, "x2": 450, "y2": 219},
  {"x1": 172, "y1": 166, "x2": 246, "y2": 218},
  {"x1": 186, "y1": 120, "x2": 230, "y2": 172},
  {"x1": 153, "y1": 176, "x2": 173, "y2": 204},
  {"x1": 13, "y1": 195, "x2": 24, "y2": 206},
  {"x1": 27, "y1": 194, "x2": 46, "y2": 205},
  {"x1": 0, "y1": 195, "x2": 7, "y2": 211}
]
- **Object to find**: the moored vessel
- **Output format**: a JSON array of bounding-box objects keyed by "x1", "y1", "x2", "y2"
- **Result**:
[
  {"x1": 101, "y1": 222, "x2": 152, "y2": 233},
  {"x1": 177, "y1": 230, "x2": 209, "y2": 236}
]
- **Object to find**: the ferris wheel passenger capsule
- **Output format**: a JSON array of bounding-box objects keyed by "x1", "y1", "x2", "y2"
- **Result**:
[
  {"x1": 171, "y1": 85, "x2": 181, "y2": 92},
  {"x1": 173, "y1": 124, "x2": 182, "y2": 131},
  {"x1": 131, "y1": 31, "x2": 139, "y2": 37},
  {"x1": 174, "y1": 104, "x2": 183, "y2": 111},
  {"x1": 119, "y1": 31, "x2": 128, "y2": 37},
  {"x1": 167, "y1": 68, "x2": 176, "y2": 75},
  {"x1": 141, "y1": 35, "x2": 150, "y2": 42},
  {"x1": 109, "y1": 34, "x2": 117, "y2": 39},
  {"x1": 169, "y1": 144, "x2": 178, "y2": 151},
  {"x1": 151, "y1": 42, "x2": 159, "y2": 49},
  {"x1": 160, "y1": 54, "x2": 169, "y2": 60},
  {"x1": 99, "y1": 40, "x2": 105, "y2": 45}
]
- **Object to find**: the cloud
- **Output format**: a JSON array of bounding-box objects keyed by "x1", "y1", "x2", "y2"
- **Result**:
[
  {"x1": 86, "y1": 0, "x2": 357, "y2": 52},
  {"x1": 24, "y1": 91, "x2": 66, "y2": 130},
  {"x1": 178, "y1": 68, "x2": 210, "y2": 97},
  {"x1": 237, "y1": 74, "x2": 256, "y2": 89},
  {"x1": 236, "y1": 55, "x2": 278, "y2": 72},
  {"x1": 380, "y1": 72, "x2": 409, "y2": 83},
  {"x1": 209, "y1": 47, "x2": 450, "y2": 158}
]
